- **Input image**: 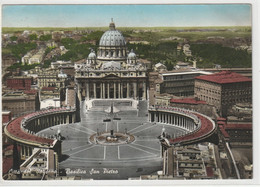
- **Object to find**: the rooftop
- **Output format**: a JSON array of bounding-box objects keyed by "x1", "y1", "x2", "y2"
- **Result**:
[
  {"x1": 161, "y1": 70, "x2": 212, "y2": 76},
  {"x1": 170, "y1": 98, "x2": 207, "y2": 105},
  {"x1": 195, "y1": 71, "x2": 252, "y2": 84},
  {"x1": 225, "y1": 123, "x2": 252, "y2": 130},
  {"x1": 5, "y1": 107, "x2": 73, "y2": 146}
]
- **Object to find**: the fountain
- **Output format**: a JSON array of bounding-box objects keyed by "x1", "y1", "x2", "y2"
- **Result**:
[{"x1": 90, "y1": 102, "x2": 135, "y2": 145}]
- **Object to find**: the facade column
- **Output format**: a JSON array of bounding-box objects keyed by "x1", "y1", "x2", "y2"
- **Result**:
[
  {"x1": 143, "y1": 81, "x2": 146, "y2": 100},
  {"x1": 107, "y1": 83, "x2": 110, "y2": 99},
  {"x1": 133, "y1": 82, "x2": 137, "y2": 99},
  {"x1": 103, "y1": 83, "x2": 105, "y2": 98},
  {"x1": 93, "y1": 83, "x2": 96, "y2": 99},
  {"x1": 127, "y1": 82, "x2": 130, "y2": 98},
  {"x1": 85, "y1": 82, "x2": 89, "y2": 100},
  {"x1": 121, "y1": 83, "x2": 123, "y2": 98},
  {"x1": 77, "y1": 85, "x2": 81, "y2": 101},
  {"x1": 118, "y1": 83, "x2": 121, "y2": 98},
  {"x1": 100, "y1": 83, "x2": 103, "y2": 99},
  {"x1": 114, "y1": 82, "x2": 116, "y2": 99}
]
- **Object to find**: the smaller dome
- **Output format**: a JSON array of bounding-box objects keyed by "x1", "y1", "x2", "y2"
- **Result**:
[
  {"x1": 128, "y1": 49, "x2": 136, "y2": 59},
  {"x1": 58, "y1": 69, "x2": 67, "y2": 78},
  {"x1": 58, "y1": 73, "x2": 67, "y2": 78},
  {"x1": 88, "y1": 49, "x2": 96, "y2": 59}
]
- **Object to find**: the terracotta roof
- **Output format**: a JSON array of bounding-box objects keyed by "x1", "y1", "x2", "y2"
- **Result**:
[
  {"x1": 225, "y1": 123, "x2": 252, "y2": 130},
  {"x1": 195, "y1": 71, "x2": 251, "y2": 84},
  {"x1": 170, "y1": 98, "x2": 206, "y2": 105},
  {"x1": 6, "y1": 115, "x2": 54, "y2": 145},
  {"x1": 159, "y1": 108, "x2": 215, "y2": 144},
  {"x1": 5, "y1": 108, "x2": 71, "y2": 146},
  {"x1": 217, "y1": 121, "x2": 226, "y2": 125},
  {"x1": 217, "y1": 117, "x2": 226, "y2": 121}
]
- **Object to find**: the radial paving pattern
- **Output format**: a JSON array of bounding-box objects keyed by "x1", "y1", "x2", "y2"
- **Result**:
[{"x1": 37, "y1": 100, "x2": 188, "y2": 179}]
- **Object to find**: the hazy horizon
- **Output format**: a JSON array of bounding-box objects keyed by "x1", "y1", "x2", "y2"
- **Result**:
[{"x1": 2, "y1": 4, "x2": 251, "y2": 28}]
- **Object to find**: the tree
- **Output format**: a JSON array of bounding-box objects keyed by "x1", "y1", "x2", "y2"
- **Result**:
[
  {"x1": 29, "y1": 34, "x2": 37, "y2": 41},
  {"x1": 10, "y1": 36, "x2": 17, "y2": 41},
  {"x1": 39, "y1": 34, "x2": 51, "y2": 41}
]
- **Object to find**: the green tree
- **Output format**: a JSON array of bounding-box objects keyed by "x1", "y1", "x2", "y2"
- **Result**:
[
  {"x1": 190, "y1": 44, "x2": 252, "y2": 68},
  {"x1": 39, "y1": 34, "x2": 51, "y2": 41},
  {"x1": 29, "y1": 34, "x2": 37, "y2": 41},
  {"x1": 10, "y1": 36, "x2": 17, "y2": 41}
]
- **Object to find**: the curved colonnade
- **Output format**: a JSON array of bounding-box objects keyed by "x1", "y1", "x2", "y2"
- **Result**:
[
  {"x1": 149, "y1": 106, "x2": 216, "y2": 146},
  {"x1": 4, "y1": 107, "x2": 77, "y2": 161}
]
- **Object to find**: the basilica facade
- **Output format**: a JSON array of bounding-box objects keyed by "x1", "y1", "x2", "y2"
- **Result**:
[{"x1": 75, "y1": 20, "x2": 148, "y2": 101}]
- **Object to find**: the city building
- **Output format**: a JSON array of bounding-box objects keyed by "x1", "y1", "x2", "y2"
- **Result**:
[
  {"x1": 51, "y1": 60, "x2": 72, "y2": 69},
  {"x1": 160, "y1": 70, "x2": 212, "y2": 97},
  {"x1": 182, "y1": 44, "x2": 192, "y2": 56},
  {"x1": 161, "y1": 144, "x2": 220, "y2": 179},
  {"x1": 6, "y1": 76, "x2": 33, "y2": 90},
  {"x1": 2, "y1": 91, "x2": 40, "y2": 117},
  {"x1": 194, "y1": 71, "x2": 252, "y2": 116},
  {"x1": 28, "y1": 48, "x2": 45, "y2": 64},
  {"x1": 20, "y1": 148, "x2": 58, "y2": 180},
  {"x1": 2, "y1": 111, "x2": 12, "y2": 124},
  {"x1": 148, "y1": 72, "x2": 163, "y2": 106},
  {"x1": 40, "y1": 87, "x2": 60, "y2": 100},
  {"x1": 154, "y1": 62, "x2": 167, "y2": 72},
  {"x1": 21, "y1": 52, "x2": 32, "y2": 64},
  {"x1": 38, "y1": 68, "x2": 68, "y2": 89},
  {"x1": 63, "y1": 84, "x2": 76, "y2": 108},
  {"x1": 169, "y1": 98, "x2": 218, "y2": 119},
  {"x1": 40, "y1": 98, "x2": 61, "y2": 109},
  {"x1": 75, "y1": 20, "x2": 148, "y2": 101},
  {"x1": 154, "y1": 93, "x2": 172, "y2": 106}
]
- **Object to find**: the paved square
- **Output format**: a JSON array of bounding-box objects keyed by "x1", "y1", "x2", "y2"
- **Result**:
[{"x1": 38, "y1": 100, "x2": 188, "y2": 179}]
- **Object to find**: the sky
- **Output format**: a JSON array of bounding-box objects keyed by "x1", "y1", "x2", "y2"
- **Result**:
[{"x1": 2, "y1": 4, "x2": 252, "y2": 27}]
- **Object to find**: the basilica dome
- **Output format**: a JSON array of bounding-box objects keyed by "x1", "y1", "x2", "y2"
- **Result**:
[
  {"x1": 97, "y1": 19, "x2": 127, "y2": 61},
  {"x1": 99, "y1": 21, "x2": 126, "y2": 47}
]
